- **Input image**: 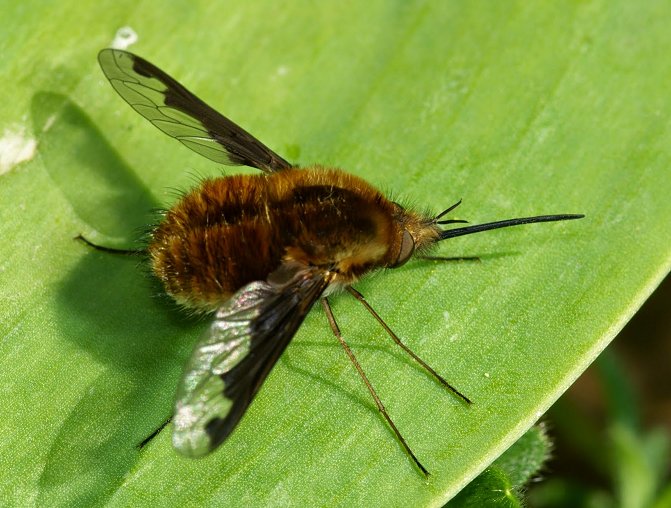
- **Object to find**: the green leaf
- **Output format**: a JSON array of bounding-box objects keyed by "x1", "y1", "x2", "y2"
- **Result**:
[
  {"x1": 447, "y1": 467, "x2": 522, "y2": 508},
  {"x1": 492, "y1": 425, "x2": 551, "y2": 489},
  {"x1": 448, "y1": 425, "x2": 551, "y2": 507},
  {"x1": 1, "y1": 1, "x2": 670, "y2": 506}
]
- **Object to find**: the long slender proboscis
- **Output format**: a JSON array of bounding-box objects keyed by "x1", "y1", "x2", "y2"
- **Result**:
[{"x1": 439, "y1": 214, "x2": 585, "y2": 241}]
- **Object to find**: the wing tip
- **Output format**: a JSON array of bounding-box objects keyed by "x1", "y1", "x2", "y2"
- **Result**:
[{"x1": 172, "y1": 408, "x2": 215, "y2": 458}]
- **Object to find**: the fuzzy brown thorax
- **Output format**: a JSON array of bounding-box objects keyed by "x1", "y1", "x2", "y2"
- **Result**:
[{"x1": 148, "y1": 166, "x2": 439, "y2": 312}]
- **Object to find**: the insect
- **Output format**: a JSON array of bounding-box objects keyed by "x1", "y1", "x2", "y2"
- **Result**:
[{"x1": 92, "y1": 48, "x2": 583, "y2": 475}]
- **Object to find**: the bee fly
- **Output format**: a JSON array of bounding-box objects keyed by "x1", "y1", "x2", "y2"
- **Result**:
[{"x1": 89, "y1": 48, "x2": 583, "y2": 475}]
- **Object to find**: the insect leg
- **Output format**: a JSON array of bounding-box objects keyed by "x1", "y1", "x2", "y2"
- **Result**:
[
  {"x1": 75, "y1": 234, "x2": 145, "y2": 256},
  {"x1": 320, "y1": 297, "x2": 429, "y2": 476},
  {"x1": 346, "y1": 286, "x2": 472, "y2": 405},
  {"x1": 137, "y1": 416, "x2": 173, "y2": 449}
]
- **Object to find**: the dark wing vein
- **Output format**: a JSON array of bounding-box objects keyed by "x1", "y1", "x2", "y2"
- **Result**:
[
  {"x1": 98, "y1": 48, "x2": 292, "y2": 173},
  {"x1": 173, "y1": 262, "x2": 330, "y2": 456}
]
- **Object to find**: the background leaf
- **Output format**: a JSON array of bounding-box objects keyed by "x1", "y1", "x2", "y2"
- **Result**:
[
  {"x1": 448, "y1": 425, "x2": 552, "y2": 507},
  {"x1": 1, "y1": 1, "x2": 670, "y2": 506}
]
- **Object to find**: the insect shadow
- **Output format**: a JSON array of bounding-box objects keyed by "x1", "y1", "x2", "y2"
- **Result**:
[{"x1": 30, "y1": 92, "x2": 197, "y2": 506}]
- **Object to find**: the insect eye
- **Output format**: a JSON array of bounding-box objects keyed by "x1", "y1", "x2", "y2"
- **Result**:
[{"x1": 392, "y1": 230, "x2": 415, "y2": 268}]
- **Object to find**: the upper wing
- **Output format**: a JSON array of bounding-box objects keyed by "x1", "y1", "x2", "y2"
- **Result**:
[
  {"x1": 97, "y1": 48, "x2": 292, "y2": 173},
  {"x1": 172, "y1": 262, "x2": 331, "y2": 457}
]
